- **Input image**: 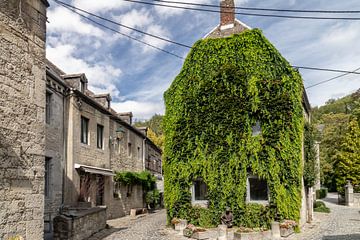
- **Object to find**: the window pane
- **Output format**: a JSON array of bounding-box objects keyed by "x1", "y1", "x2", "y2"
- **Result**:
[
  {"x1": 252, "y1": 121, "x2": 261, "y2": 136},
  {"x1": 249, "y1": 178, "x2": 268, "y2": 201},
  {"x1": 97, "y1": 124, "x2": 103, "y2": 149},
  {"x1": 194, "y1": 180, "x2": 207, "y2": 200},
  {"x1": 81, "y1": 117, "x2": 89, "y2": 144},
  {"x1": 45, "y1": 157, "x2": 51, "y2": 197},
  {"x1": 45, "y1": 92, "x2": 51, "y2": 124}
]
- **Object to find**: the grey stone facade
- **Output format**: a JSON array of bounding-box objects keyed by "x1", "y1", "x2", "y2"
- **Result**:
[
  {"x1": 44, "y1": 61, "x2": 163, "y2": 233},
  {"x1": 0, "y1": 0, "x2": 49, "y2": 239}
]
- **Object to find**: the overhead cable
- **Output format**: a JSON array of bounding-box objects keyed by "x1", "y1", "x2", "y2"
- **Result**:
[
  {"x1": 53, "y1": 0, "x2": 360, "y2": 78},
  {"x1": 306, "y1": 66, "x2": 360, "y2": 89},
  {"x1": 54, "y1": 0, "x2": 185, "y2": 59},
  {"x1": 151, "y1": 0, "x2": 360, "y2": 14},
  {"x1": 121, "y1": 0, "x2": 360, "y2": 21}
]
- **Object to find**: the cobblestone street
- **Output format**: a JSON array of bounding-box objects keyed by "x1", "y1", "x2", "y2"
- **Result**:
[
  {"x1": 91, "y1": 192, "x2": 360, "y2": 240},
  {"x1": 288, "y1": 192, "x2": 360, "y2": 240}
]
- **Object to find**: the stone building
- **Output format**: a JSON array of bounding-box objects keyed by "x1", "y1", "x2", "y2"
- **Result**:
[
  {"x1": 0, "y1": 0, "x2": 49, "y2": 239},
  {"x1": 164, "y1": 0, "x2": 312, "y2": 229},
  {"x1": 44, "y1": 61, "x2": 163, "y2": 234},
  {"x1": 205, "y1": 0, "x2": 313, "y2": 226}
]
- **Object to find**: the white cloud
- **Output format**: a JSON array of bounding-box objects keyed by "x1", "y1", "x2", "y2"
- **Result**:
[
  {"x1": 47, "y1": 7, "x2": 104, "y2": 37},
  {"x1": 46, "y1": 44, "x2": 122, "y2": 98},
  {"x1": 141, "y1": 25, "x2": 172, "y2": 52},
  {"x1": 112, "y1": 100, "x2": 165, "y2": 119},
  {"x1": 113, "y1": 8, "x2": 154, "y2": 35},
  {"x1": 154, "y1": 0, "x2": 249, "y2": 18},
  {"x1": 73, "y1": 0, "x2": 130, "y2": 13}
]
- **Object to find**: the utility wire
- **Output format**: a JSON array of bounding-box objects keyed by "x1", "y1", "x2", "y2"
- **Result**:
[
  {"x1": 54, "y1": 1, "x2": 185, "y2": 59},
  {"x1": 53, "y1": 1, "x2": 360, "y2": 77},
  {"x1": 306, "y1": 66, "x2": 360, "y2": 89},
  {"x1": 151, "y1": 0, "x2": 360, "y2": 14},
  {"x1": 122, "y1": 0, "x2": 360, "y2": 21},
  {"x1": 54, "y1": 0, "x2": 192, "y2": 49}
]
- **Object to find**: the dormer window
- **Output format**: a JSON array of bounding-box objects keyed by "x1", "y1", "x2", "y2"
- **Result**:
[{"x1": 80, "y1": 80, "x2": 85, "y2": 93}]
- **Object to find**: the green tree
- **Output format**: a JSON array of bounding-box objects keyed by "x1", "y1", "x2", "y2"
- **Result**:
[
  {"x1": 318, "y1": 113, "x2": 349, "y2": 191},
  {"x1": 134, "y1": 114, "x2": 164, "y2": 149},
  {"x1": 335, "y1": 118, "x2": 360, "y2": 193}
]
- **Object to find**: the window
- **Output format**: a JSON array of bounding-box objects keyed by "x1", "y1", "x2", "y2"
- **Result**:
[
  {"x1": 80, "y1": 80, "x2": 85, "y2": 93},
  {"x1": 128, "y1": 143, "x2": 132, "y2": 157},
  {"x1": 252, "y1": 121, "x2": 262, "y2": 136},
  {"x1": 191, "y1": 178, "x2": 208, "y2": 203},
  {"x1": 45, "y1": 92, "x2": 52, "y2": 124},
  {"x1": 137, "y1": 147, "x2": 141, "y2": 159},
  {"x1": 97, "y1": 124, "x2": 104, "y2": 149},
  {"x1": 81, "y1": 116, "x2": 89, "y2": 144},
  {"x1": 247, "y1": 175, "x2": 268, "y2": 202},
  {"x1": 45, "y1": 157, "x2": 51, "y2": 197}
]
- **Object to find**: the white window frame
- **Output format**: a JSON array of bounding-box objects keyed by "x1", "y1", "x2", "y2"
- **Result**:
[
  {"x1": 252, "y1": 121, "x2": 262, "y2": 136},
  {"x1": 191, "y1": 178, "x2": 209, "y2": 208},
  {"x1": 246, "y1": 175, "x2": 269, "y2": 205}
]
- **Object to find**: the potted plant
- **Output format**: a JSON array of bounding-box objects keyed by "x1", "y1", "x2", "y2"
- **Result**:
[
  {"x1": 183, "y1": 224, "x2": 207, "y2": 239},
  {"x1": 279, "y1": 220, "x2": 297, "y2": 237}
]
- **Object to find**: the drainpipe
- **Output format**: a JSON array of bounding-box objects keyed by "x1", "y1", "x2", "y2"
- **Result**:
[{"x1": 142, "y1": 138, "x2": 146, "y2": 171}]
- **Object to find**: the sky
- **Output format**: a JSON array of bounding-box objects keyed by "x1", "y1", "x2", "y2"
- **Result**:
[{"x1": 46, "y1": 0, "x2": 360, "y2": 120}]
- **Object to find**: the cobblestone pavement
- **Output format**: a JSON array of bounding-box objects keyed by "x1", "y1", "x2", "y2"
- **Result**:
[
  {"x1": 91, "y1": 193, "x2": 360, "y2": 240},
  {"x1": 89, "y1": 209, "x2": 188, "y2": 240},
  {"x1": 288, "y1": 192, "x2": 360, "y2": 240}
]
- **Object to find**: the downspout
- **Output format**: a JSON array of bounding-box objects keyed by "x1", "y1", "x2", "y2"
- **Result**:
[
  {"x1": 142, "y1": 138, "x2": 146, "y2": 171},
  {"x1": 61, "y1": 89, "x2": 70, "y2": 208}
]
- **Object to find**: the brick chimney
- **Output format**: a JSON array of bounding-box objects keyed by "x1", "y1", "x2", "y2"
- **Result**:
[{"x1": 220, "y1": 0, "x2": 235, "y2": 30}]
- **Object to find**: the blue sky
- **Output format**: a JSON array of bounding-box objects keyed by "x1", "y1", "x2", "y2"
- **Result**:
[{"x1": 46, "y1": 0, "x2": 360, "y2": 120}]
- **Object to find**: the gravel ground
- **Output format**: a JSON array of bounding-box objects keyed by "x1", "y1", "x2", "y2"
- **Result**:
[{"x1": 90, "y1": 192, "x2": 360, "y2": 240}]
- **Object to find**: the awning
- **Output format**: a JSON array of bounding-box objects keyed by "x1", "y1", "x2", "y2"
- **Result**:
[{"x1": 74, "y1": 163, "x2": 115, "y2": 176}]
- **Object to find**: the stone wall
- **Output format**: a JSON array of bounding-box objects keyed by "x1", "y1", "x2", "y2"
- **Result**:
[
  {"x1": 107, "y1": 184, "x2": 145, "y2": 219},
  {"x1": 110, "y1": 120, "x2": 145, "y2": 172},
  {"x1": 44, "y1": 70, "x2": 67, "y2": 234},
  {"x1": 0, "y1": 0, "x2": 48, "y2": 239},
  {"x1": 353, "y1": 193, "x2": 360, "y2": 207},
  {"x1": 53, "y1": 207, "x2": 107, "y2": 240}
]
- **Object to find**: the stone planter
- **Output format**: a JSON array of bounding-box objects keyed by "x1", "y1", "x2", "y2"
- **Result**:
[
  {"x1": 280, "y1": 227, "x2": 294, "y2": 237},
  {"x1": 191, "y1": 231, "x2": 211, "y2": 240},
  {"x1": 175, "y1": 220, "x2": 187, "y2": 235},
  {"x1": 233, "y1": 231, "x2": 271, "y2": 240}
]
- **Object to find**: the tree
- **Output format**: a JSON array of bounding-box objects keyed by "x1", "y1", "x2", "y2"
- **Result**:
[
  {"x1": 134, "y1": 114, "x2": 164, "y2": 150},
  {"x1": 318, "y1": 113, "x2": 349, "y2": 191},
  {"x1": 335, "y1": 118, "x2": 360, "y2": 194}
]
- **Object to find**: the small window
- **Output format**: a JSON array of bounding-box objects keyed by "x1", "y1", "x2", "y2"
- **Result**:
[
  {"x1": 252, "y1": 121, "x2": 262, "y2": 136},
  {"x1": 80, "y1": 80, "x2": 85, "y2": 93},
  {"x1": 194, "y1": 179, "x2": 208, "y2": 201},
  {"x1": 137, "y1": 147, "x2": 141, "y2": 159},
  {"x1": 128, "y1": 143, "x2": 132, "y2": 157},
  {"x1": 247, "y1": 175, "x2": 268, "y2": 202},
  {"x1": 97, "y1": 124, "x2": 104, "y2": 149},
  {"x1": 45, "y1": 157, "x2": 51, "y2": 198},
  {"x1": 81, "y1": 116, "x2": 89, "y2": 144},
  {"x1": 45, "y1": 92, "x2": 52, "y2": 124}
]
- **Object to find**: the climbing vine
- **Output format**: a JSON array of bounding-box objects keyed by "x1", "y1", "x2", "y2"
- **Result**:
[
  {"x1": 164, "y1": 29, "x2": 305, "y2": 228},
  {"x1": 304, "y1": 123, "x2": 317, "y2": 188}
]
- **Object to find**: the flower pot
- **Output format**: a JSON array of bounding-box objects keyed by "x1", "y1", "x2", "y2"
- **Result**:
[{"x1": 234, "y1": 231, "x2": 271, "y2": 240}]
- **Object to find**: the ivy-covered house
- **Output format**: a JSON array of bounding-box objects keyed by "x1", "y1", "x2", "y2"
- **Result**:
[{"x1": 163, "y1": 0, "x2": 311, "y2": 228}]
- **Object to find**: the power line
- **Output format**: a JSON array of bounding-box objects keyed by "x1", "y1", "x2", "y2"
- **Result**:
[
  {"x1": 54, "y1": 0, "x2": 192, "y2": 49},
  {"x1": 53, "y1": 0, "x2": 360, "y2": 77},
  {"x1": 306, "y1": 66, "x2": 360, "y2": 89},
  {"x1": 152, "y1": 0, "x2": 360, "y2": 14},
  {"x1": 294, "y1": 66, "x2": 360, "y2": 75},
  {"x1": 122, "y1": 0, "x2": 360, "y2": 21},
  {"x1": 54, "y1": 0, "x2": 185, "y2": 59}
]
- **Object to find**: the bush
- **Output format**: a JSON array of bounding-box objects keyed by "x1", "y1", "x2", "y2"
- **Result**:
[
  {"x1": 313, "y1": 201, "x2": 330, "y2": 213},
  {"x1": 146, "y1": 189, "x2": 160, "y2": 209},
  {"x1": 114, "y1": 171, "x2": 156, "y2": 191},
  {"x1": 316, "y1": 188, "x2": 327, "y2": 199}
]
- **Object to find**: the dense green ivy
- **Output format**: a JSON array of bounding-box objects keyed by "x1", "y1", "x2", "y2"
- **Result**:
[
  {"x1": 114, "y1": 171, "x2": 156, "y2": 191},
  {"x1": 164, "y1": 29, "x2": 304, "y2": 228}
]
